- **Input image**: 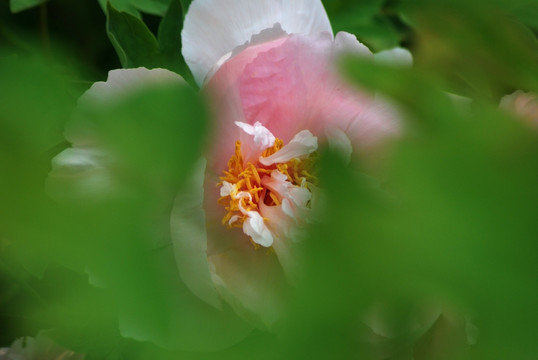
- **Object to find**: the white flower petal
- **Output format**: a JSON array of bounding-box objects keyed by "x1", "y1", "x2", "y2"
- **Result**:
[
  {"x1": 49, "y1": 68, "x2": 187, "y2": 201},
  {"x1": 228, "y1": 215, "x2": 241, "y2": 226},
  {"x1": 46, "y1": 147, "x2": 115, "y2": 202},
  {"x1": 325, "y1": 125, "x2": 353, "y2": 163},
  {"x1": 235, "y1": 121, "x2": 276, "y2": 151},
  {"x1": 66, "y1": 68, "x2": 186, "y2": 147},
  {"x1": 78, "y1": 67, "x2": 185, "y2": 107},
  {"x1": 281, "y1": 198, "x2": 295, "y2": 218},
  {"x1": 170, "y1": 158, "x2": 222, "y2": 309},
  {"x1": 258, "y1": 203, "x2": 299, "y2": 282},
  {"x1": 261, "y1": 171, "x2": 312, "y2": 223},
  {"x1": 261, "y1": 171, "x2": 291, "y2": 199},
  {"x1": 333, "y1": 31, "x2": 373, "y2": 59},
  {"x1": 220, "y1": 181, "x2": 234, "y2": 197},
  {"x1": 243, "y1": 211, "x2": 274, "y2": 247},
  {"x1": 207, "y1": 243, "x2": 286, "y2": 329},
  {"x1": 374, "y1": 47, "x2": 413, "y2": 67},
  {"x1": 288, "y1": 186, "x2": 312, "y2": 207},
  {"x1": 259, "y1": 130, "x2": 318, "y2": 166},
  {"x1": 182, "y1": 0, "x2": 332, "y2": 86}
]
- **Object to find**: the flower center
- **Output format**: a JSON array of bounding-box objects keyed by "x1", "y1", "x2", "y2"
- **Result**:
[{"x1": 218, "y1": 135, "x2": 317, "y2": 248}]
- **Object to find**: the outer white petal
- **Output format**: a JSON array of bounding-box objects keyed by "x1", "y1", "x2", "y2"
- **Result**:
[
  {"x1": 325, "y1": 125, "x2": 353, "y2": 163},
  {"x1": 259, "y1": 130, "x2": 318, "y2": 166},
  {"x1": 259, "y1": 203, "x2": 306, "y2": 284},
  {"x1": 182, "y1": 0, "x2": 332, "y2": 86},
  {"x1": 46, "y1": 147, "x2": 116, "y2": 202},
  {"x1": 48, "y1": 68, "x2": 187, "y2": 203},
  {"x1": 77, "y1": 67, "x2": 185, "y2": 108},
  {"x1": 333, "y1": 31, "x2": 373, "y2": 59},
  {"x1": 374, "y1": 47, "x2": 413, "y2": 67},
  {"x1": 170, "y1": 158, "x2": 222, "y2": 309}
]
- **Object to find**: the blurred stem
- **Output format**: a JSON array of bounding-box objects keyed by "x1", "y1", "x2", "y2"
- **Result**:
[{"x1": 39, "y1": 3, "x2": 52, "y2": 58}]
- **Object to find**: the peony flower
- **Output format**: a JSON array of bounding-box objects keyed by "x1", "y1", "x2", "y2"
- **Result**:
[
  {"x1": 171, "y1": 0, "x2": 411, "y2": 327},
  {"x1": 48, "y1": 0, "x2": 411, "y2": 334},
  {"x1": 499, "y1": 90, "x2": 538, "y2": 129}
]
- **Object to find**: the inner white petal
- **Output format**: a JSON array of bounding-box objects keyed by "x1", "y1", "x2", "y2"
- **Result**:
[
  {"x1": 228, "y1": 215, "x2": 240, "y2": 226},
  {"x1": 281, "y1": 198, "x2": 295, "y2": 218},
  {"x1": 243, "y1": 211, "x2": 274, "y2": 247},
  {"x1": 288, "y1": 186, "x2": 312, "y2": 207},
  {"x1": 261, "y1": 170, "x2": 312, "y2": 221},
  {"x1": 235, "y1": 121, "x2": 276, "y2": 151},
  {"x1": 220, "y1": 181, "x2": 235, "y2": 196},
  {"x1": 261, "y1": 171, "x2": 292, "y2": 198},
  {"x1": 259, "y1": 130, "x2": 318, "y2": 166}
]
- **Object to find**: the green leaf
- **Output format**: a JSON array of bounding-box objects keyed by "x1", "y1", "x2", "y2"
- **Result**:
[
  {"x1": 158, "y1": 0, "x2": 182, "y2": 65},
  {"x1": 179, "y1": 0, "x2": 191, "y2": 13},
  {"x1": 128, "y1": 0, "x2": 170, "y2": 15},
  {"x1": 9, "y1": 0, "x2": 49, "y2": 13},
  {"x1": 98, "y1": 0, "x2": 171, "y2": 16},
  {"x1": 157, "y1": 0, "x2": 195, "y2": 84},
  {"x1": 106, "y1": 1, "x2": 195, "y2": 82},
  {"x1": 106, "y1": 3, "x2": 160, "y2": 68},
  {"x1": 99, "y1": 0, "x2": 139, "y2": 16},
  {"x1": 338, "y1": 53, "x2": 538, "y2": 358}
]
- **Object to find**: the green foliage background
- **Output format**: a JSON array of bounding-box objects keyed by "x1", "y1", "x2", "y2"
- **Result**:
[{"x1": 0, "y1": 0, "x2": 537, "y2": 359}]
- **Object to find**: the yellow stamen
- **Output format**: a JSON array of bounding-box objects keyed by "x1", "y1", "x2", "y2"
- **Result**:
[
  {"x1": 250, "y1": 163, "x2": 261, "y2": 185},
  {"x1": 269, "y1": 192, "x2": 280, "y2": 205},
  {"x1": 218, "y1": 138, "x2": 318, "y2": 246}
]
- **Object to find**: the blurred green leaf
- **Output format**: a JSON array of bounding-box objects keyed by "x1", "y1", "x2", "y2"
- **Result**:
[
  {"x1": 9, "y1": 0, "x2": 48, "y2": 13},
  {"x1": 336, "y1": 55, "x2": 538, "y2": 358},
  {"x1": 2, "y1": 0, "x2": 538, "y2": 358},
  {"x1": 91, "y1": 84, "x2": 206, "y2": 186},
  {"x1": 491, "y1": 0, "x2": 538, "y2": 29},
  {"x1": 0, "y1": 54, "x2": 75, "y2": 278},
  {"x1": 397, "y1": 0, "x2": 538, "y2": 98}
]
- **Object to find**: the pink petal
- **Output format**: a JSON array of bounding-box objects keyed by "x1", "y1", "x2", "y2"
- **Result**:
[{"x1": 205, "y1": 33, "x2": 401, "y2": 175}]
